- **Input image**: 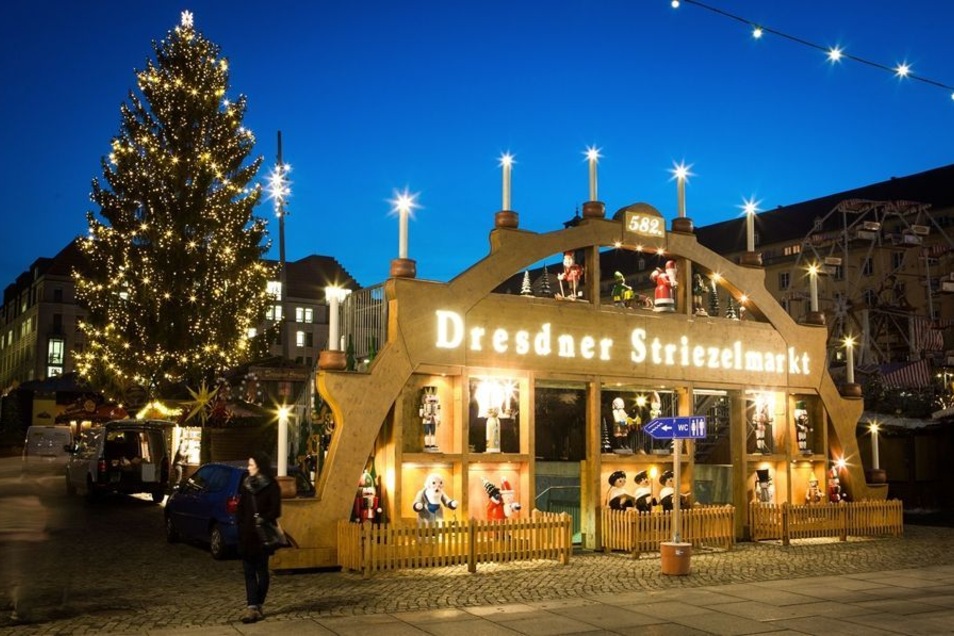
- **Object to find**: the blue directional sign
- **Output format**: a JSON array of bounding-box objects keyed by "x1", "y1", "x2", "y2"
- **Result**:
[{"x1": 644, "y1": 416, "x2": 707, "y2": 440}]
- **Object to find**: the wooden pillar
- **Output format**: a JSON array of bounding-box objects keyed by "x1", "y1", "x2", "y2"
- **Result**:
[
  {"x1": 582, "y1": 377, "x2": 601, "y2": 550},
  {"x1": 730, "y1": 390, "x2": 749, "y2": 540}
]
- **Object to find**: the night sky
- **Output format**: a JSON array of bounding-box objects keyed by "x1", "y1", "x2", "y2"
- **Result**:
[{"x1": 2, "y1": 1, "x2": 952, "y2": 289}]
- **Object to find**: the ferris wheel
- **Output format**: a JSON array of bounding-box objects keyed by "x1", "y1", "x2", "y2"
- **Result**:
[{"x1": 784, "y1": 198, "x2": 954, "y2": 366}]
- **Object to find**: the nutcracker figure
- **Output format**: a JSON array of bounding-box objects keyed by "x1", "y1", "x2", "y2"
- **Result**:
[
  {"x1": 351, "y1": 469, "x2": 383, "y2": 523},
  {"x1": 611, "y1": 397, "x2": 633, "y2": 454},
  {"x1": 805, "y1": 474, "x2": 824, "y2": 504},
  {"x1": 692, "y1": 273, "x2": 709, "y2": 316},
  {"x1": 794, "y1": 400, "x2": 812, "y2": 455},
  {"x1": 420, "y1": 386, "x2": 441, "y2": 452},
  {"x1": 752, "y1": 398, "x2": 773, "y2": 454}
]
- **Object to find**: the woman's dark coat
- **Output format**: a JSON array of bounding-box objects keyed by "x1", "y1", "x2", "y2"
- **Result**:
[{"x1": 236, "y1": 473, "x2": 282, "y2": 558}]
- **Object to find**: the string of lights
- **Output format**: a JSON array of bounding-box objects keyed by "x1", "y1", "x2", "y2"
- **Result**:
[{"x1": 671, "y1": 0, "x2": 954, "y2": 102}]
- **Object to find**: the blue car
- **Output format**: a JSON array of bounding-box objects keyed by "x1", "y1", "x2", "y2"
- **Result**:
[{"x1": 164, "y1": 461, "x2": 246, "y2": 559}]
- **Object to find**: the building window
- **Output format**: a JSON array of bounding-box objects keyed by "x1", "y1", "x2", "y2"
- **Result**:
[
  {"x1": 247, "y1": 327, "x2": 258, "y2": 339},
  {"x1": 296, "y1": 330, "x2": 305, "y2": 347},
  {"x1": 892, "y1": 252, "x2": 904, "y2": 270},
  {"x1": 778, "y1": 272, "x2": 790, "y2": 290},
  {"x1": 52, "y1": 313, "x2": 63, "y2": 332},
  {"x1": 265, "y1": 304, "x2": 283, "y2": 321},
  {"x1": 267, "y1": 280, "x2": 282, "y2": 301},
  {"x1": 863, "y1": 288, "x2": 877, "y2": 306},
  {"x1": 833, "y1": 265, "x2": 844, "y2": 280},
  {"x1": 304, "y1": 307, "x2": 313, "y2": 323},
  {"x1": 862, "y1": 257, "x2": 874, "y2": 276},
  {"x1": 295, "y1": 307, "x2": 304, "y2": 323},
  {"x1": 53, "y1": 287, "x2": 63, "y2": 303},
  {"x1": 48, "y1": 337, "x2": 65, "y2": 365},
  {"x1": 305, "y1": 331, "x2": 313, "y2": 348},
  {"x1": 783, "y1": 244, "x2": 802, "y2": 256}
]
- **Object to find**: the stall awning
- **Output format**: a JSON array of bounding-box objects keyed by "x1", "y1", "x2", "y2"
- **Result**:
[{"x1": 879, "y1": 359, "x2": 932, "y2": 389}]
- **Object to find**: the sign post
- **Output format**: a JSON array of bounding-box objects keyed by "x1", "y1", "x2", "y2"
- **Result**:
[{"x1": 645, "y1": 415, "x2": 707, "y2": 575}]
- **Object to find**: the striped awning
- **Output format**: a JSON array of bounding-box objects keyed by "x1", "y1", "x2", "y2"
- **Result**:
[{"x1": 880, "y1": 359, "x2": 932, "y2": 389}]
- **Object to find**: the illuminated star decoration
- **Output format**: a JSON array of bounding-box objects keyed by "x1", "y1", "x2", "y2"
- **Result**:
[
  {"x1": 388, "y1": 187, "x2": 421, "y2": 219},
  {"x1": 669, "y1": 160, "x2": 693, "y2": 183},
  {"x1": 183, "y1": 380, "x2": 218, "y2": 426},
  {"x1": 180, "y1": 10, "x2": 194, "y2": 28},
  {"x1": 265, "y1": 162, "x2": 292, "y2": 217}
]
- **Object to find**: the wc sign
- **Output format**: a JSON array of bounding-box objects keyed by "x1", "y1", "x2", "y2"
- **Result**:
[{"x1": 644, "y1": 416, "x2": 708, "y2": 440}]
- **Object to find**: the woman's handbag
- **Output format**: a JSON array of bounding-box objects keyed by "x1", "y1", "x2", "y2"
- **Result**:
[{"x1": 255, "y1": 515, "x2": 290, "y2": 551}]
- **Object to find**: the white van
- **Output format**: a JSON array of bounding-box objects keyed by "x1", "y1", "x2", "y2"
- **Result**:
[{"x1": 22, "y1": 425, "x2": 73, "y2": 474}]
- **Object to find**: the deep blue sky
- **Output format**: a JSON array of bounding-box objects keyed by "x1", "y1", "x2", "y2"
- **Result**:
[{"x1": 2, "y1": 1, "x2": 952, "y2": 288}]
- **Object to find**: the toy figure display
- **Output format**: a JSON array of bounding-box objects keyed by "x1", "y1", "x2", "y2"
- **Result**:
[
  {"x1": 633, "y1": 470, "x2": 655, "y2": 512},
  {"x1": 557, "y1": 251, "x2": 584, "y2": 300},
  {"x1": 650, "y1": 260, "x2": 678, "y2": 312},
  {"x1": 419, "y1": 386, "x2": 441, "y2": 452},
  {"x1": 828, "y1": 470, "x2": 848, "y2": 503},
  {"x1": 692, "y1": 273, "x2": 709, "y2": 316},
  {"x1": 754, "y1": 468, "x2": 774, "y2": 503},
  {"x1": 483, "y1": 476, "x2": 522, "y2": 520},
  {"x1": 612, "y1": 271, "x2": 635, "y2": 307},
  {"x1": 412, "y1": 472, "x2": 458, "y2": 523},
  {"x1": 752, "y1": 398, "x2": 773, "y2": 454},
  {"x1": 351, "y1": 469, "x2": 383, "y2": 523},
  {"x1": 610, "y1": 397, "x2": 634, "y2": 454},
  {"x1": 805, "y1": 474, "x2": 824, "y2": 504},
  {"x1": 606, "y1": 470, "x2": 636, "y2": 510},
  {"x1": 485, "y1": 408, "x2": 501, "y2": 453},
  {"x1": 794, "y1": 400, "x2": 812, "y2": 455},
  {"x1": 658, "y1": 470, "x2": 689, "y2": 511}
]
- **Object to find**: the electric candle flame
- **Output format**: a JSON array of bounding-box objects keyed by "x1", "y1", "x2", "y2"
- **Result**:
[
  {"x1": 584, "y1": 146, "x2": 601, "y2": 201},
  {"x1": 265, "y1": 163, "x2": 291, "y2": 216},
  {"x1": 752, "y1": 26, "x2": 763, "y2": 39},
  {"x1": 895, "y1": 62, "x2": 912, "y2": 78},
  {"x1": 389, "y1": 188, "x2": 420, "y2": 260},
  {"x1": 827, "y1": 46, "x2": 843, "y2": 63}
]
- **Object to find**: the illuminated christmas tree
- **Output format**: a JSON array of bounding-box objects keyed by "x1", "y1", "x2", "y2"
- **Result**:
[
  {"x1": 75, "y1": 11, "x2": 274, "y2": 397},
  {"x1": 520, "y1": 271, "x2": 533, "y2": 296}
]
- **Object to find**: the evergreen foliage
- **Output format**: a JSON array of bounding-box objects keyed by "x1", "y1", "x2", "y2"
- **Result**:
[{"x1": 75, "y1": 13, "x2": 274, "y2": 397}]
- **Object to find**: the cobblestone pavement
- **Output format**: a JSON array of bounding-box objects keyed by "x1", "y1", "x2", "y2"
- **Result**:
[{"x1": 3, "y1": 501, "x2": 954, "y2": 636}]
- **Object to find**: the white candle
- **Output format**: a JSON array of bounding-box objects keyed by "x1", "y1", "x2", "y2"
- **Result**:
[
  {"x1": 277, "y1": 406, "x2": 289, "y2": 477},
  {"x1": 398, "y1": 209, "x2": 408, "y2": 259},
  {"x1": 871, "y1": 426, "x2": 880, "y2": 470},
  {"x1": 391, "y1": 189, "x2": 417, "y2": 260},
  {"x1": 677, "y1": 176, "x2": 686, "y2": 218},
  {"x1": 586, "y1": 146, "x2": 600, "y2": 201},
  {"x1": 809, "y1": 266, "x2": 819, "y2": 312},
  {"x1": 500, "y1": 153, "x2": 513, "y2": 210},
  {"x1": 326, "y1": 287, "x2": 352, "y2": 352},
  {"x1": 327, "y1": 290, "x2": 340, "y2": 351},
  {"x1": 746, "y1": 209, "x2": 755, "y2": 252},
  {"x1": 846, "y1": 340, "x2": 855, "y2": 384}
]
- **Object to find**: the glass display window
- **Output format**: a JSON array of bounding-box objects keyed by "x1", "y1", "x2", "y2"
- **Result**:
[
  {"x1": 601, "y1": 385, "x2": 676, "y2": 455},
  {"x1": 468, "y1": 375, "x2": 521, "y2": 454},
  {"x1": 534, "y1": 381, "x2": 586, "y2": 461},
  {"x1": 746, "y1": 390, "x2": 782, "y2": 456},
  {"x1": 467, "y1": 464, "x2": 525, "y2": 521},
  {"x1": 400, "y1": 463, "x2": 462, "y2": 523}
]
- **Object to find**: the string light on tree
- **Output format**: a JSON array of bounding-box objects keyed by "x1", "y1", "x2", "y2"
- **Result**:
[{"x1": 671, "y1": 0, "x2": 954, "y2": 102}]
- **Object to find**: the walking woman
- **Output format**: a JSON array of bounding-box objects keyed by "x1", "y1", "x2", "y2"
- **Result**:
[{"x1": 236, "y1": 451, "x2": 281, "y2": 623}]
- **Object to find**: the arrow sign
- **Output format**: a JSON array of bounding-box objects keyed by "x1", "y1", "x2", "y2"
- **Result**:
[{"x1": 644, "y1": 416, "x2": 707, "y2": 440}]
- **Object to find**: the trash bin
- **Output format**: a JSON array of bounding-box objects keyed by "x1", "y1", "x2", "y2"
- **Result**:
[{"x1": 660, "y1": 541, "x2": 691, "y2": 575}]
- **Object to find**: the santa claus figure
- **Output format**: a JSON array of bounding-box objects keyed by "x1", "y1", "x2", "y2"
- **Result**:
[
  {"x1": 412, "y1": 472, "x2": 458, "y2": 523},
  {"x1": 557, "y1": 251, "x2": 584, "y2": 299},
  {"x1": 828, "y1": 472, "x2": 848, "y2": 503},
  {"x1": 650, "y1": 260, "x2": 677, "y2": 312},
  {"x1": 483, "y1": 476, "x2": 522, "y2": 520},
  {"x1": 351, "y1": 469, "x2": 383, "y2": 523}
]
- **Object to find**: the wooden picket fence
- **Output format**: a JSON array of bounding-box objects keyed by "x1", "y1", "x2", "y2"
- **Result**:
[
  {"x1": 601, "y1": 505, "x2": 735, "y2": 557},
  {"x1": 749, "y1": 500, "x2": 903, "y2": 544},
  {"x1": 337, "y1": 510, "x2": 572, "y2": 577}
]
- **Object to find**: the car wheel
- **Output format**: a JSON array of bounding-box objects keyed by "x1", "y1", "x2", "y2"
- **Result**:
[
  {"x1": 210, "y1": 523, "x2": 227, "y2": 560},
  {"x1": 165, "y1": 515, "x2": 179, "y2": 543},
  {"x1": 151, "y1": 490, "x2": 165, "y2": 504}
]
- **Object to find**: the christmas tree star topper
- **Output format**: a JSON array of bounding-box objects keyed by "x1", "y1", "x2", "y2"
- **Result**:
[{"x1": 181, "y1": 11, "x2": 194, "y2": 29}]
